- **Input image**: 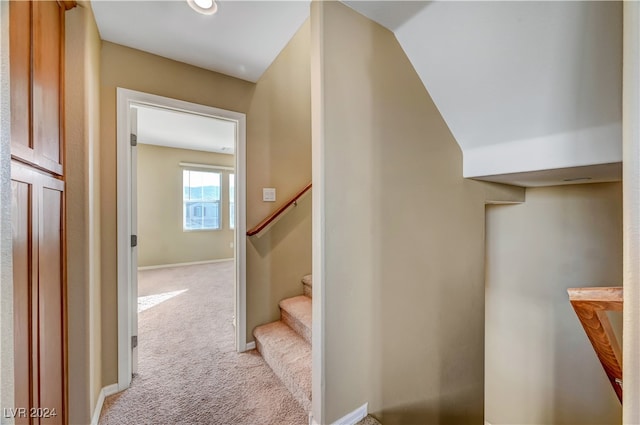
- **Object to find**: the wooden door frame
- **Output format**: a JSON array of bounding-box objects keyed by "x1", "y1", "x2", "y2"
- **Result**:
[{"x1": 115, "y1": 88, "x2": 248, "y2": 390}]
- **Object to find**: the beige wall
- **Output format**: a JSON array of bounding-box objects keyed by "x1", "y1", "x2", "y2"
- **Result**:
[
  {"x1": 245, "y1": 19, "x2": 312, "y2": 338},
  {"x1": 485, "y1": 183, "x2": 623, "y2": 424},
  {"x1": 313, "y1": 2, "x2": 500, "y2": 423},
  {"x1": 137, "y1": 144, "x2": 234, "y2": 267},
  {"x1": 100, "y1": 41, "x2": 255, "y2": 384},
  {"x1": 100, "y1": 19, "x2": 311, "y2": 383},
  {"x1": 65, "y1": 3, "x2": 102, "y2": 424}
]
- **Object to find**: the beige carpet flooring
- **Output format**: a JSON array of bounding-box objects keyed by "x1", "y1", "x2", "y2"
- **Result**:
[{"x1": 99, "y1": 261, "x2": 309, "y2": 425}]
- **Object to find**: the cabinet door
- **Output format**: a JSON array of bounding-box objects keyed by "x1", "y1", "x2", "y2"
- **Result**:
[
  {"x1": 32, "y1": 0, "x2": 64, "y2": 175},
  {"x1": 11, "y1": 166, "x2": 39, "y2": 425},
  {"x1": 9, "y1": 1, "x2": 32, "y2": 162},
  {"x1": 11, "y1": 162, "x2": 66, "y2": 425},
  {"x1": 10, "y1": 0, "x2": 64, "y2": 176},
  {"x1": 38, "y1": 175, "x2": 65, "y2": 425}
]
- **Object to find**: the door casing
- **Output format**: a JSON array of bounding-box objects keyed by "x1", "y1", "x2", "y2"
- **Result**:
[{"x1": 115, "y1": 88, "x2": 248, "y2": 390}]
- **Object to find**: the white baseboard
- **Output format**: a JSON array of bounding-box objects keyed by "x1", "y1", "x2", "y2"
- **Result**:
[
  {"x1": 245, "y1": 341, "x2": 256, "y2": 351},
  {"x1": 334, "y1": 403, "x2": 368, "y2": 425},
  {"x1": 310, "y1": 403, "x2": 368, "y2": 425},
  {"x1": 138, "y1": 258, "x2": 233, "y2": 271},
  {"x1": 91, "y1": 384, "x2": 119, "y2": 425}
]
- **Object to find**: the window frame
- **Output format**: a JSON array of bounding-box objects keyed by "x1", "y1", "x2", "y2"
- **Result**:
[{"x1": 182, "y1": 168, "x2": 222, "y2": 232}]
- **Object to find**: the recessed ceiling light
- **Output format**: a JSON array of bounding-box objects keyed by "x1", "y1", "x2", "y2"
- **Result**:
[{"x1": 187, "y1": 0, "x2": 218, "y2": 15}]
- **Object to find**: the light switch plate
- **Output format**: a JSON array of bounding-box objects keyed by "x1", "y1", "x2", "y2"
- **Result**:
[{"x1": 263, "y1": 188, "x2": 276, "y2": 202}]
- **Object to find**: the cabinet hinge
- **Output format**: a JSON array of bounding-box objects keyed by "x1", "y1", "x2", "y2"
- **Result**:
[
  {"x1": 130, "y1": 133, "x2": 137, "y2": 146},
  {"x1": 132, "y1": 335, "x2": 138, "y2": 349},
  {"x1": 131, "y1": 235, "x2": 137, "y2": 247}
]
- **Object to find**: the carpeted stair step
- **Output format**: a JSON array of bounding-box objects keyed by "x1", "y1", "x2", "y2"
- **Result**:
[
  {"x1": 280, "y1": 295, "x2": 312, "y2": 344},
  {"x1": 254, "y1": 321, "x2": 312, "y2": 412},
  {"x1": 356, "y1": 416, "x2": 382, "y2": 425},
  {"x1": 302, "y1": 274, "x2": 312, "y2": 298}
]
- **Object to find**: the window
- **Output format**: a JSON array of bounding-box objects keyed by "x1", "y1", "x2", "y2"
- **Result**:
[
  {"x1": 183, "y1": 170, "x2": 220, "y2": 230},
  {"x1": 229, "y1": 174, "x2": 235, "y2": 229}
]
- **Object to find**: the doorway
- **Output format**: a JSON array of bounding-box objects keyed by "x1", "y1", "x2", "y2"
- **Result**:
[{"x1": 115, "y1": 88, "x2": 247, "y2": 390}]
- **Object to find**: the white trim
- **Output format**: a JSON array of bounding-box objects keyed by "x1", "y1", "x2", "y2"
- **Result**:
[
  {"x1": 90, "y1": 384, "x2": 119, "y2": 425},
  {"x1": 311, "y1": 2, "x2": 326, "y2": 423},
  {"x1": 137, "y1": 258, "x2": 233, "y2": 271},
  {"x1": 117, "y1": 88, "x2": 249, "y2": 392},
  {"x1": 309, "y1": 403, "x2": 368, "y2": 425},
  {"x1": 623, "y1": 2, "x2": 640, "y2": 421},
  {"x1": 116, "y1": 88, "x2": 133, "y2": 389},
  {"x1": 332, "y1": 403, "x2": 368, "y2": 425},
  {"x1": 245, "y1": 341, "x2": 256, "y2": 350},
  {"x1": 178, "y1": 162, "x2": 235, "y2": 171}
]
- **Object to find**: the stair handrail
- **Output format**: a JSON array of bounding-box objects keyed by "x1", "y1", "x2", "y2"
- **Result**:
[
  {"x1": 247, "y1": 182, "x2": 312, "y2": 237},
  {"x1": 568, "y1": 286, "x2": 623, "y2": 402}
]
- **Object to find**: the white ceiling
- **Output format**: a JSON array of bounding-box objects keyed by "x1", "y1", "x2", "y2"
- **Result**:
[
  {"x1": 392, "y1": 1, "x2": 622, "y2": 150},
  {"x1": 92, "y1": 0, "x2": 624, "y2": 187},
  {"x1": 92, "y1": 0, "x2": 311, "y2": 83},
  {"x1": 348, "y1": 1, "x2": 623, "y2": 185},
  {"x1": 342, "y1": 1, "x2": 429, "y2": 31},
  {"x1": 135, "y1": 105, "x2": 236, "y2": 154}
]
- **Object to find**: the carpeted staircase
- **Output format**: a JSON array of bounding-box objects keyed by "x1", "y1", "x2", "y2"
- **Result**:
[
  {"x1": 254, "y1": 274, "x2": 313, "y2": 412},
  {"x1": 254, "y1": 276, "x2": 382, "y2": 425}
]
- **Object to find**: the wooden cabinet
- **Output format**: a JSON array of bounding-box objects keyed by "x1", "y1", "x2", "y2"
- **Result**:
[
  {"x1": 9, "y1": 1, "x2": 71, "y2": 423},
  {"x1": 10, "y1": 0, "x2": 65, "y2": 175},
  {"x1": 11, "y1": 163, "x2": 65, "y2": 425}
]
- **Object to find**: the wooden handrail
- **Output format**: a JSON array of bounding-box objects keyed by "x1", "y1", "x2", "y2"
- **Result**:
[
  {"x1": 247, "y1": 183, "x2": 312, "y2": 237},
  {"x1": 568, "y1": 286, "x2": 623, "y2": 402}
]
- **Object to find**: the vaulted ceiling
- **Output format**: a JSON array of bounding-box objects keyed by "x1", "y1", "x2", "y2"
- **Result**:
[{"x1": 92, "y1": 0, "x2": 623, "y2": 187}]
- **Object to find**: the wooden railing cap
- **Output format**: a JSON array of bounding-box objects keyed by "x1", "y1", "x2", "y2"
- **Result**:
[{"x1": 567, "y1": 286, "x2": 622, "y2": 303}]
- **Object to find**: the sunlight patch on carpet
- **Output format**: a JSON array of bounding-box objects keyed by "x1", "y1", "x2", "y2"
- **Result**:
[{"x1": 138, "y1": 289, "x2": 188, "y2": 313}]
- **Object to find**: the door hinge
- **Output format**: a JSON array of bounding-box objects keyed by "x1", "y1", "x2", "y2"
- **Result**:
[
  {"x1": 130, "y1": 133, "x2": 137, "y2": 146},
  {"x1": 132, "y1": 335, "x2": 138, "y2": 349},
  {"x1": 131, "y1": 235, "x2": 137, "y2": 247}
]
